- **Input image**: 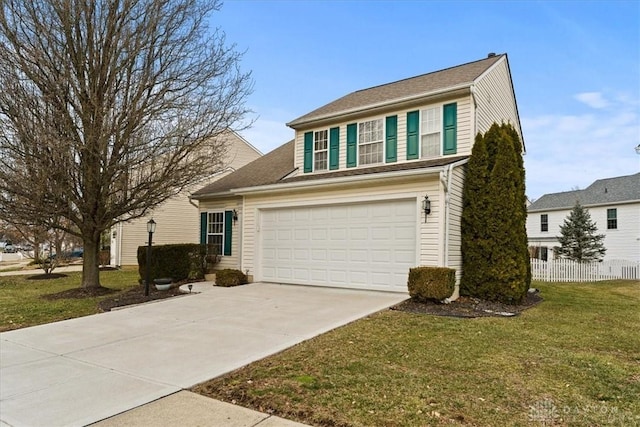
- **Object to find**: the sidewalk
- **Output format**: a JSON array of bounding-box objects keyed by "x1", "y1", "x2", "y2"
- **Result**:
[
  {"x1": 0, "y1": 262, "x2": 84, "y2": 276},
  {"x1": 1, "y1": 281, "x2": 407, "y2": 426}
]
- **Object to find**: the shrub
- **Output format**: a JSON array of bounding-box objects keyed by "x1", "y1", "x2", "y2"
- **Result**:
[
  {"x1": 407, "y1": 267, "x2": 455, "y2": 302},
  {"x1": 138, "y1": 243, "x2": 206, "y2": 284},
  {"x1": 215, "y1": 269, "x2": 248, "y2": 287}
]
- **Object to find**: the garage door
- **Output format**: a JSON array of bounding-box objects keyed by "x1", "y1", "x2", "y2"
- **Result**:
[{"x1": 260, "y1": 200, "x2": 416, "y2": 292}]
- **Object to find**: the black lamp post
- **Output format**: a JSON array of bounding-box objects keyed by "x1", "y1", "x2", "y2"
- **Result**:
[{"x1": 144, "y1": 218, "x2": 156, "y2": 296}]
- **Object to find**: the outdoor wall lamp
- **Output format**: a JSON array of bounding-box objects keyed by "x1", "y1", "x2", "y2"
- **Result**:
[
  {"x1": 144, "y1": 218, "x2": 156, "y2": 297},
  {"x1": 635, "y1": 144, "x2": 640, "y2": 155},
  {"x1": 233, "y1": 209, "x2": 238, "y2": 224},
  {"x1": 422, "y1": 195, "x2": 431, "y2": 222}
]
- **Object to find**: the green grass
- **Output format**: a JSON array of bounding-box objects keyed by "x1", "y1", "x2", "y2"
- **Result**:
[
  {"x1": 0, "y1": 268, "x2": 140, "y2": 331},
  {"x1": 193, "y1": 281, "x2": 640, "y2": 426}
]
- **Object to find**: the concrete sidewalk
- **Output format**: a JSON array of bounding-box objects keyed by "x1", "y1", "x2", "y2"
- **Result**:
[
  {"x1": 0, "y1": 263, "x2": 84, "y2": 276},
  {"x1": 0, "y1": 282, "x2": 407, "y2": 426}
]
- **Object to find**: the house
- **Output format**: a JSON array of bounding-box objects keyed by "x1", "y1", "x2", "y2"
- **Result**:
[
  {"x1": 109, "y1": 131, "x2": 261, "y2": 267},
  {"x1": 527, "y1": 173, "x2": 640, "y2": 262},
  {"x1": 191, "y1": 53, "x2": 523, "y2": 297}
]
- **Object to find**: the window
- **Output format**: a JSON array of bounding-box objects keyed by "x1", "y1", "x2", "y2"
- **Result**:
[
  {"x1": 421, "y1": 106, "x2": 441, "y2": 158},
  {"x1": 358, "y1": 118, "x2": 383, "y2": 165},
  {"x1": 540, "y1": 246, "x2": 548, "y2": 261},
  {"x1": 607, "y1": 208, "x2": 617, "y2": 230},
  {"x1": 541, "y1": 214, "x2": 548, "y2": 232},
  {"x1": 207, "y1": 212, "x2": 225, "y2": 255},
  {"x1": 313, "y1": 130, "x2": 328, "y2": 171}
]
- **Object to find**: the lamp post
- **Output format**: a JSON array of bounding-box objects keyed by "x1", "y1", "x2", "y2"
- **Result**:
[{"x1": 144, "y1": 218, "x2": 156, "y2": 296}]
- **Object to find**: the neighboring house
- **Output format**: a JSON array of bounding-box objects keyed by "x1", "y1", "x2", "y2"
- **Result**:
[
  {"x1": 527, "y1": 173, "x2": 640, "y2": 262},
  {"x1": 110, "y1": 131, "x2": 261, "y2": 267},
  {"x1": 191, "y1": 53, "x2": 523, "y2": 297}
]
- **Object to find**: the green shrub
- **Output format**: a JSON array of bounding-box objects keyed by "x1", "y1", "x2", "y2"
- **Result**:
[
  {"x1": 215, "y1": 269, "x2": 248, "y2": 287},
  {"x1": 407, "y1": 267, "x2": 455, "y2": 302},
  {"x1": 137, "y1": 243, "x2": 206, "y2": 284}
]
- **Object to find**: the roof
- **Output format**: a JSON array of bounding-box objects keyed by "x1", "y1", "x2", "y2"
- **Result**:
[
  {"x1": 528, "y1": 173, "x2": 640, "y2": 211},
  {"x1": 192, "y1": 138, "x2": 469, "y2": 199},
  {"x1": 287, "y1": 54, "x2": 505, "y2": 128},
  {"x1": 191, "y1": 140, "x2": 296, "y2": 198},
  {"x1": 282, "y1": 155, "x2": 469, "y2": 183}
]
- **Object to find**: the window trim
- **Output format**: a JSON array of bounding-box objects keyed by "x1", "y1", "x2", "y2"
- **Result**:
[
  {"x1": 357, "y1": 117, "x2": 385, "y2": 166},
  {"x1": 206, "y1": 211, "x2": 225, "y2": 256},
  {"x1": 541, "y1": 214, "x2": 549, "y2": 232},
  {"x1": 420, "y1": 105, "x2": 442, "y2": 159},
  {"x1": 607, "y1": 208, "x2": 617, "y2": 230},
  {"x1": 313, "y1": 129, "x2": 328, "y2": 171}
]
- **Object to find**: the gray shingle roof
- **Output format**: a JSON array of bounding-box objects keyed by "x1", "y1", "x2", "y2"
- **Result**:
[
  {"x1": 282, "y1": 155, "x2": 469, "y2": 183},
  {"x1": 192, "y1": 138, "x2": 469, "y2": 199},
  {"x1": 191, "y1": 140, "x2": 296, "y2": 198},
  {"x1": 528, "y1": 173, "x2": 640, "y2": 211},
  {"x1": 287, "y1": 54, "x2": 504, "y2": 128}
]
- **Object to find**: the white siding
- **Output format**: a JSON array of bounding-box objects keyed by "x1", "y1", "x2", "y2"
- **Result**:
[
  {"x1": 240, "y1": 176, "x2": 442, "y2": 281},
  {"x1": 113, "y1": 132, "x2": 261, "y2": 266},
  {"x1": 198, "y1": 198, "x2": 243, "y2": 270},
  {"x1": 474, "y1": 59, "x2": 521, "y2": 141},
  {"x1": 527, "y1": 202, "x2": 640, "y2": 262},
  {"x1": 447, "y1": 165, "x2": 466, "y2": 283},
  {"x1": 293, "y1": 95, "x2": 474, "y2": 173}
]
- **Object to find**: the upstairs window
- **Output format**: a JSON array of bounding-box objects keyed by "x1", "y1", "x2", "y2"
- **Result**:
[
  {"x1": 314, "y1": 130, "x2": 328, "y2": 171},
  {"x1": 420, "y1": 106, "x2": 441, "y2": 158},
  {"x1": 541, "y1": 214, "x2": 548, "y2": 232},
  {"x1": 358, "y1": 118, "x2": 383, "y2": 165},
  {"x1": 607, "y1": 208, "x2": 617, "y2": 230}
]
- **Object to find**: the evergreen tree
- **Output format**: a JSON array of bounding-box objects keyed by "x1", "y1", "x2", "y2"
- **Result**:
[
  {"x1": 461, "y1": 122, "x2": 530, "y2": 303},
  {"x1": 460, "y1": 132, "x2": 490, "y2": 296},
  {"x1": 555, "y1": 202, "x2": 606, "y2": 262}
]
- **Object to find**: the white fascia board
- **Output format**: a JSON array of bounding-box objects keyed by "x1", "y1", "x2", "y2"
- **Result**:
[
  {"x1": 234, "y1": 166, "x2": 446, "y2": 196},
  {"x1": 287, "y1": 84, "x2": 472, "y2": 129}
]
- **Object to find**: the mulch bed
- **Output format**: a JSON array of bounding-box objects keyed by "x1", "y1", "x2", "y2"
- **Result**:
[
  {"x1": 392, "y1": 291, "x2": 543, "y2": 318},
  {"x1": 41, "y1": 284, "x2": 189, "y2": 311},
  {"x1": 28, "y1": 273, "x2": 69, "y2": 280}
]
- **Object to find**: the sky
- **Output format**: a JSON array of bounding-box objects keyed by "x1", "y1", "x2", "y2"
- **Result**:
[{"x1": 212, "y1": 0, "x2": 639, "y2": 200}]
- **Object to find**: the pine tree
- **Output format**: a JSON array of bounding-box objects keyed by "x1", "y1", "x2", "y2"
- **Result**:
[{"x1": 555, "y1": 202, "x2": 606, "y2": 262}]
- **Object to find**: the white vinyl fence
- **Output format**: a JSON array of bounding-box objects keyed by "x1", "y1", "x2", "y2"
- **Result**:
[{"x1": 531, "y1": 259, "x2": 640, "y2": 282}]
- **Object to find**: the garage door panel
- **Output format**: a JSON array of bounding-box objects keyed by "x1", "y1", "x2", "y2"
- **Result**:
[{"x1": 260, "y1": 200, "x2": 416, "y2": 292}]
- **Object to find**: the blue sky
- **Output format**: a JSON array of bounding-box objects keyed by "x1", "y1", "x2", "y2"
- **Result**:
[{"x1": 214, "y1": 0, "x2": 639, "y2": 200}]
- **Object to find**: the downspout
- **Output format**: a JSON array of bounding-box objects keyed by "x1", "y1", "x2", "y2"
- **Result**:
[
  {"x1": 239, "y1": 197, "x2": 245, "y2": 275},
  {"x1": 442, "y1": 158, "x2": 470, "y2": 303}
]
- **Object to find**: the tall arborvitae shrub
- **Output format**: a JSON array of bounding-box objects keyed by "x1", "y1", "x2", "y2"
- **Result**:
[
  {"x1": 460, "y1": 133, "x2": 490, "y2": 296},
  {"x1": 461, "y1": 123, "x2": 530, "y2": 303}
]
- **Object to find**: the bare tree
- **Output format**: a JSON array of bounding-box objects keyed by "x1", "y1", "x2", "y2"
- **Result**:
[{"x1": 0, "y1": 0, "x2": 252, "y2": 289}]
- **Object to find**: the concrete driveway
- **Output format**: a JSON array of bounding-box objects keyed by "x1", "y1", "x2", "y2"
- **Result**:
[{"x1": 0, "y1": 282, "x2": 407, "y2": 427}]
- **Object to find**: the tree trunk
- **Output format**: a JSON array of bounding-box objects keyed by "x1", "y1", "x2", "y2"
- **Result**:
[{"x1": 81, "y1": 233, "x2": 102, "y2": 289}]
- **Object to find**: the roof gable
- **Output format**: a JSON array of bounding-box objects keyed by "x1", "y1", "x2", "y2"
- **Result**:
[
  {"x1": 529, "y1": 173, "x2": 640, "y2": 211},
  {"x1": 192, "y1": 140, "x2": 296, "y2": 198},
  {"x1": 287, "y1": 54, "x2": 505, "y2": 128}
]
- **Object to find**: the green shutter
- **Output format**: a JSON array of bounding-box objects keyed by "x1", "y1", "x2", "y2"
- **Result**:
[
  {"x1": 303, "y1": 131, "x2": 313, "y2": 173},
  {"x1": 200, "y1": 212, "x2": 207, "y2": 244},
  {"x1": 443, "y1": 103, "x2": 457, "y2": 154},
  {"x1": 329, "y1": 127, "x2": 340, "y2": 170},
  {"x1": 385, "y1": 115, "x2": 397, "y2": 163},
  {"x1": 406, "y1": 111, "x2": 419, "y2": 159},
  {"x1": 223, "y1": 210, "x2": 232, "y2": 256},
  {"x1": 346, "y1": 123, "x2": 357, "y2": 167}
]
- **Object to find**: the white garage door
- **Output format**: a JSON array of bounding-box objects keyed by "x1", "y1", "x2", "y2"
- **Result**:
[{"x1": 260, "y1": 200, "x2": 416, "y2": 292}]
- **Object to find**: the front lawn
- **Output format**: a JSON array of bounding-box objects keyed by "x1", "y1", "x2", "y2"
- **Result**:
[
  {"x1": 0, "y1": 268, "x2": 140, "y2": 331},
  {"x1": 193, "y1": 280, "x2": 640, "y2": 426}
]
